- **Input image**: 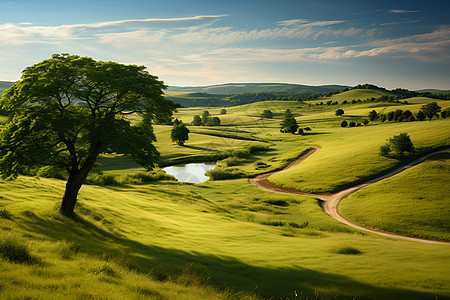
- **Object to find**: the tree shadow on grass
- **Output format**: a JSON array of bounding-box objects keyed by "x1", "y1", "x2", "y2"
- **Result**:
[{"x1": 15, "y1": 211, "x2": 441, "y2": 300}]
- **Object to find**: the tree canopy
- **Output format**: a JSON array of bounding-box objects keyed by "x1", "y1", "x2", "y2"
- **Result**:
[
  {"x1": 420, "y1": 102, "x2": 441, "y2": 121},
  {"x1": 171, "y1": 121, "x2": 190, "y2": 146},
  {"x1": 280, "y1": 109, "x2": 298, "y2": 133},
  {"x1": 0, "y1": 54, "x2": 176, "y2": 216}
]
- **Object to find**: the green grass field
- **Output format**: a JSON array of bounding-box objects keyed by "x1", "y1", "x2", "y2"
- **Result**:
[
  {"x1": 1, "y1": 177, "x2": 449, "y2": 299},
  {"x1": 1, "y1": 88, "x2": 449, "y2": 299},
  {"x1": 340, "y1": 151, "x2": 450, "y2": 241}
]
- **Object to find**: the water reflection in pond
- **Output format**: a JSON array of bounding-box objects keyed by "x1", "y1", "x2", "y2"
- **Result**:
[{"x1": 162, "y1": 163, "x2": 216, "y2": 184}]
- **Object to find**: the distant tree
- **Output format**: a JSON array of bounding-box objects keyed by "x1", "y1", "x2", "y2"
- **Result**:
[
  {"x1": 0, "y1": 54, "x2": 175, "y2": 216},
  {"x1": 393, "y1": 109, "x2": 403, "y2": 121},
  {"x1": 342, "y1": 100, "x2": 348, "y2": 104},
  {"x1": 416, "y1": 110, "x2": 426, "y2": 121},
  {"x1": 420, "y1": 102, "x2": 442, "y2": 121},
  {"x1": 206, "y1": 116, "x2": 221, "y2": 126},
  {"x1": 220, "y1": 108, "x2": 227, "y2": 115},
  {"x1": 304, "y1": 127, "x2": 311, "y2": 132},
  {"x1": 441, "y1": 108, "x2": 449, "y2": 119},
  {"x1": 297, "y1": 128, "x2": 304, "y2": 135},
  {"x1": 280, "y1": 109, "x2": 298, "y2": 133},
  {"x1": 388, "y1": 133, "x2": 414, "y2": 156},
  {"x1": 363, "y1": 119, "x2": 369, "y2": 126},
  {"x1": 340, "y1": 120, "x2": 348, "y2": 127},
  {"x1": 402, "y1": 110, "x2": 413, "y2": 121},
  {"x1": 192, "y1": 115, "x2": 202, "y2": 126},
  {"x1": 379, "y1": 114, "x2": 387, "y2": 122},
  {"x1": 173, "y1": 118, "x2": 181, "y2": 125},
  {"x1": 387, "y1": 111, "x2": 395, "y2": 121},
  {"x1": 349, "y1": 121, "x2": 356, "y2": 127},
  {"x1": 368, "y1": 110, "x2": 378, "y2": 121},
  {"x1": 335, "y1": 108, "x2": 344, "y2": 116},
  {"x1": 201, "y1": 110, "x2": 211, "y2": 125},
  {"x1": 261, "y1": 110, "x2": 273, "y2": 119},
  {"x1": 171, "y1": 122, "x2": 190, "y2": 146}
]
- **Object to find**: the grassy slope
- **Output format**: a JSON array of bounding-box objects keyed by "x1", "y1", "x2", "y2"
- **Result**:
[
  {"x1": 1, "y1": 177, "x2": 449, "y2": 299},
  {"x1": 340, "y1": 151, "x2": 450, "y2": 241},
  {"x1": 1, "y1": 89, "x2": 450, "y2": 299}
]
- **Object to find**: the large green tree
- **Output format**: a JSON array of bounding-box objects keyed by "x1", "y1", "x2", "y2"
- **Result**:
[
  {"x1": 0, "y1": 54, "x2": 175, "y2": 216},
  {"x1": 420, "y1": 102, "x2": 441, "y2": 121}
]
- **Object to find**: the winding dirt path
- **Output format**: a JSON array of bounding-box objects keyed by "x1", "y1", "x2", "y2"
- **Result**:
[{"x1": 249, "y1": 146, "x2": 450, "y2": 245}]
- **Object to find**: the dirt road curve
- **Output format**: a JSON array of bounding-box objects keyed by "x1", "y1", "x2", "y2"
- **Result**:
[{"x1": 249, "y1": 146, "x2": 450, "y2": 245}]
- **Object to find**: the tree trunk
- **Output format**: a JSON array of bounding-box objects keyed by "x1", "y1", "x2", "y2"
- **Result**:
[{"x1": 60, "y1": 162, "x2": 94, "y2": 217}]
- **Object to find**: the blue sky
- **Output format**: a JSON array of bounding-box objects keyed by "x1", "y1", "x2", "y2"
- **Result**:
[{"x1": 1, "y1": 0, "x2": 449, "y2": 90}]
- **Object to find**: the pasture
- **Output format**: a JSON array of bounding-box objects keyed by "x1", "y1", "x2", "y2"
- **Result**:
[{"x1": 1, "y1": 88, "x2": 449, "y2": 299}]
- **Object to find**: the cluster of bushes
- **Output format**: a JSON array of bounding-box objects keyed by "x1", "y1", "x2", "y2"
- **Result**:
[
  {"x1": 368, "y1": 103, "x2": 448, "y2": 123},
  {"x1": 205, "y1": 167, "x2": 246, "y2": 180},
  {"x1": 340, "y1": 120, "x2": 369, "y2": 127},
  {"x1": 191, "y1": 110, "x2": 221, "y2": 126},
  {"x1": 85, "y1": 169, "x2": 176, "y2": 186}
]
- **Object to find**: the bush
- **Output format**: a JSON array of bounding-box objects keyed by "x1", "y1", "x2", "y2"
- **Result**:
[
  {"x1": 379, "y1": 144, "x2": 391, "y2": 156},
  {"x1": 221, "y1": 156, "x2": 246, "y2": 167},
  {"x1": 36, "y1": 165, "x2": 66, "y2": 180},
  {"x1": 297, "y1": 128, "x2": 304, "y2": 135},
  {"x1": 220, "y1": 108, "x2": 227, "y2": 115},
  {"x1": 0, "y1": 234, "x2": 37, "y2": 264},
  {"x1": 349, "y1": 121, "x2": 356, "y2": 127},
  {"x1": 248, "y1": 144, "x2": 271, "y2": 154},
  {"x1": 261, "y1": 221, "x2": 285, "y2": 226},
  {"x1": 265, "y1": 200, "x2": 289, "y2": 207},
  {"x1": 363, "y1": 119, "x2": 369, "y2": 126},
  {"x1": 125, "y1": 170, "x2": 176, "y2": 184},
  {"x1": 86, "y1": 174, "x2": 119, "y2": 186},
  {"x1": 340, "y1": 120, "x2": 348, "y2": 127},
  {"x1": 288, "y1": 221, "x2": 308, "y2": 229},
  {"x1": 332, "y1": 246, "x2": 362, "y2": 255},
  {"x1": 205, "y1": 167, "x2": 245, "y2": 180},
  {"x1": 335, "y1": 108, "x2": 344, "y2": 116}
]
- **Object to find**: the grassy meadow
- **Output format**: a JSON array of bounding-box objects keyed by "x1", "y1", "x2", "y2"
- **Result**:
[
  {"x1": 340, "y1": 151, "x2": 450, "y2": 241},
  {"x1": 1, "y1": 88, "x2": 449, "y2": 299}
]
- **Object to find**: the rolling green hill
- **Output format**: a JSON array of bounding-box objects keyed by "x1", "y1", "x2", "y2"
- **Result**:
[{"x1": 168, "y1": 83, "x2": 349, "y2": 95}]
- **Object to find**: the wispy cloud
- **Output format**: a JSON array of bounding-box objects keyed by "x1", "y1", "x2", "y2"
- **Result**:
[{"x1": 389, "y1": 9, "x2": 420, "y2": 14}]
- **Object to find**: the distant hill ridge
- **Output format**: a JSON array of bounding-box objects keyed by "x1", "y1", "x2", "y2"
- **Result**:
[{"x1": 168, "y1": 83, "x2": 350, "y2": 95}]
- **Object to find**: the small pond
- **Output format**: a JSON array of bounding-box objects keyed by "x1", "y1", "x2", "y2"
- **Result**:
[{"x1": 162, "y1": 163, "x2": 216, "y2": 184}]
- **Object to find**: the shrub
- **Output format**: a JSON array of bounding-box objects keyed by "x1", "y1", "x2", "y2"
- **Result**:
[
  {"x1": 265, "y1": 200, "x2": 289, "y2": 207},
  {"x1": 335, "y1": 108, "x2": 344, "y2": 116},
  {"x1": 340, "y1": 120, "x2": 348, "y2": 127},
  {"x1": 254, "y1": 161, "x2": 270, "y2": 169},
  {"x1": 222, "y1": 156, "x2": 246, "y2": 167},
  {"x1": 0, "y1": 234, "x2": 37, "y2": 264},
  {"x1": 220, "y1": 108, "x2": 227, "y2": 115},
  {"x1": 332, "y1": 246, "x2": 362, "y2": 255},
  {"x1": 288, "y1": 221, "x2": 308, "y2": 229},
  {"x1": 379, "y1": 114, "x2": 387, "y2": 122},
  {"x1": 349, "y1": 121, "x2": 356, "y2": 127},
  {"x1": 261, "y1": 221, "x2": 285, "y2": 226},
  {"x1": 248, "y1": 144, "x2": 271, "y2": 154},
  {"x1": 205, "y1": 167, "x2": 245, "y2": 180},
  {"x1": 125, "y1": 170, "x2": 176, "y2": 184},
  {"x1": 379, "y1": 144, "x2": 391, "y2": 156},
  {"x1": 297, "y1": 128, "x2": 304, "y2": 135},
  {"x1": 363, "y1": 119, "x2": 369, "y2": 126},
  {"x1": 36, "y1": 165, "x2": 66, "y2": 180}
]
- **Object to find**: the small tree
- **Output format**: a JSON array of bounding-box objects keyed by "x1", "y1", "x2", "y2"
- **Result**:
[
  {"x1": 335, "y1": 108, "x2": 344, "y2": 116},
  {"x1": 280, "y1": 109, "x2": 298, "y2": 133},
  {"x1": 206, "y1": 116, "x2": 221, "y2": 126},
  {"x1": 388, "y1": 133, "x2": 414, "y2": 156},
  {"x1": 201, "y1": 110, "x2": 211, "y2": 125},
  {"x1": 220, "y1": 108, "x2": 227, "y2": 115},
  {"x1": 171, "y1": 122, "x2": 190, "y2": 146},
  {"x1": 387, "y1": 111, "x2": 395, "y2": 121},
  {"x1": 349, "y1": 121, "x2": 356, "y2": 127},
  {"x1": 261, "y1": 110, "x2": 273, "y2": 119},
  {"x1": 416, "y1": 110, "x2": 426, "y2": 121},
  {"x1": 192, "y1": 115, "x2": 202, "y2": 126},
  {"x1": 368, "y1": 110, "x2": 378, "y2": 121},
  {"x1": 297, "y1": 128, "x2": 304, "y2": 135},
  {"x1": 420, "y1": 102, "x2": 442, "y2": 121},
  {"x1": 340, "y1": 120, "x2": 348, "y2": 127},
  {"x1": 363, "y1": 119, "x2": 369, "y2": 126}
]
